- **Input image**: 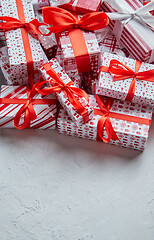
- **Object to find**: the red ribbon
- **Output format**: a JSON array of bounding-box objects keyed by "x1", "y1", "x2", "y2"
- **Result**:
[
  {"x1": 43, "y1": 7, "x2": 109, "y2": 72},
  {"x1": 100, "y1": 59, "x2": 154, "y2": 102},
  {"x1": 94, "y1": 94, "x2": 151, "y2": 143},
  {"x1": 0, "y1": 80, "x2": 57, "y2": 130},
  {"x1": 0, "y1": 16, "x2": 52, "y2": 36},
  {"x1": 36, "y1": 62, "x2": 90, "y2": 123}
]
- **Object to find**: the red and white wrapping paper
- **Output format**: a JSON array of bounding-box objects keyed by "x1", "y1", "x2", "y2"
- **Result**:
[
  {"x1": 32, "y1": 0, "x2": 49, "y2": 10},
  {"x1": 0, "y1": 85, "x2": 57, "y2": 129},
  {"x1": 59, "y1": 29, "x2": 101, "y2": 73},
  {"x1": 1, "y1": 0, "x2": 45, "y2": 79},
  {"x1": 0, "y1": 3, "x2": 6, "y2": 48},
  {"x1": 55, "y1": 47, "x2": 81, "y2": 88},
  {"x1": 98, "y1": 52, "x2": 154, "y2": 107},
  {"x1": 0, "y1": 46, "x2": 48, "y2": 85},
  {"x1": 35, "y1": 10, "x2": 58, "y2": 60},
  {"x1": 57, "y1": 95, "x2": 153, "y2": 151},
  {"x1": 101, "y1": 0, "x2": 154, "y2": 63},
  {"x1": 39, "y1": 58, "x2": 93, "y2": 125},
  {"x1": 58, "y1": 0, "x2": 101, "y2": 14}
]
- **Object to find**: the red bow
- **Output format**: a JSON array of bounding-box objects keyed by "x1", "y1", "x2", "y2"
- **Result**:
[
  {"x1": 94, "y1": 94, "x2": 119, "y2": 143},
  {"x1": 0, "y1": 16, "x2": 52, "y2": 36},
  {"x1": 43, "y1": 7, "x2": 109, "y2": 33},
  {"x1": 0, "y1": 79, "x2": 57, "y2": 129},
  {"x1": 36, "y1": 62, "x2": 90, "y2": 123},
  {"x1": 100, "y1": 59, "x2": 154, "y2": 102}
]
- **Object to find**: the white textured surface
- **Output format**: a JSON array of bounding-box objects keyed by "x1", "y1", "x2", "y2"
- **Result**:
[{"x1": 0, "y1": 71, "x2": 154, "y2": 240}]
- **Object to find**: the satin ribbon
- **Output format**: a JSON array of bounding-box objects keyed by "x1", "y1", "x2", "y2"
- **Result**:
[
  {"x1": 100, "y1": 59, "x2": 154, "y2": 102},
  {"x1": 0, "y1": 17, "x2": 52, "y2": 36},
  {"x1": 36, "y1": 62, "x2": 90, "y2": 123},
  {"x1": 105, "y1": 0, "x2": 154, "y2": 29},
  {"x1": 94, "y1": 94, "x2": 151, "y2": 143},
  {"x1": 43, "y1": 7, "x2": 109, "y2": 72},
  {"x1": 0, "y1": 81, "x2": 57, "y2": 130}
]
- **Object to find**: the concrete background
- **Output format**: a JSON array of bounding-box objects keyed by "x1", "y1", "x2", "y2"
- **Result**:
[{"x1": 0, "y1": 71, "x2": 154, "y2": 240}]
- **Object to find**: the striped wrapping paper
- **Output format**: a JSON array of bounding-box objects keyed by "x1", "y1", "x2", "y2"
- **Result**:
[
  {"x1": 100, "y1": 0, "x2": 154, "y2": 63},
  {"x1": 0, "y1": 85, "x2": 57, "y2": 129}
]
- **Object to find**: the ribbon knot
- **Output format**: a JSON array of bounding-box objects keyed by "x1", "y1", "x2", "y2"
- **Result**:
[
  {"x1": 36, "y1": 62, "x2": 91, "y2": 123},
  {"x1": 0, "y1": 16, "x2": 52, "y2": 36},
  {"x1": 95, "y1": 95, "x2": 119, "y2": 143},
  {"x1": 100, "y1": 59, "x2": 154, "y2": 102}
]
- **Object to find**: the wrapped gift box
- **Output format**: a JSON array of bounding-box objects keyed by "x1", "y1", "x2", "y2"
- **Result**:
[
  {"x1": 0, "y1": 85, "x2": 57, "y2": 129},
  {"x1": 55, "y1": 47, "x2": 81, "y2": 88},
  {"x1": 101, "y1": 0, "x2": 154, "y2": 63},
  {"x1": 39, "y1": 58, "x2": 93, "y2": 124},
  {"x1": 98, "y1": 52, "x2": 154, "y2": 107},
  {"x1": 1, "y1": 0, "x2": 45, "y2": 80},
  {"x1": 0, "y1": 3, "x2": 6, "y2": 48},
  {"x1": 32, "y1": 0, "x2": 49, "y2": 10},
  {"x1": 0, "y1": 46, "x2": 48, "y2": 85},
  {"x1": 58, "y1": 0, "x2": 101, "y2": 14},
  {"x1": 35, "y1": 10, "x2": 58, "y2": 60},
  {"x1": 57, "y1": 94, "x2": 153, "y2": 151}
]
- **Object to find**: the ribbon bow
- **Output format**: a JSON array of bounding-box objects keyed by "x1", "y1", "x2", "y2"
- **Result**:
[
  {"x1": 106, "y1": 59, "x2": 154, "y2": 101},
  {"x1": 94, "y1": 94, "x2": 119, "y2": 143},
  {"x1": 106, "y1": 1, "x2": 154, "y2": 29},
  {"x1": 0, "y1": 79, "x2": 57, "y2": 129},
  {"x1": 36, "y1": 62, "x2": 90, "y2": 123},
  {"x1": 0, "y1": 16, "x2": 52, "y2": 36},
  {"x1": 42, "y1": 7, "x2": 109, "y2": 33}
]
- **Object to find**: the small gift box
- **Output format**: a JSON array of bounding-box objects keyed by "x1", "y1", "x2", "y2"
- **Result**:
[
  {"x1": 39, "y1": 58, "x2": 93, "y2": 125},
  {"x1": 57, "y1": 94, "x2": 153, "y2": 151},
  {"x1": 43, "y1": 7, "x2": 109, "y2": 73},
  {"x1": 98, "y1": 53, "x2": 154, "y2": 107},
  {"x1": 0, "y1": 0, "x2": 46, "y2": 80},
  {"x1": 101, "y1": 0, "x2": 154, "y2": 63},
  {"x1": 32, "y1": 0, "x2": 49, "y2": 10},
  {"x1": 58, "y1": 0, "x2": 102, "y2": 14},
  {"x1": 0, "y1": 84, "x2": 57, "y2": 129},
  {"x1": 0, "y1": 46, "x2": 48, "y2": 85}
]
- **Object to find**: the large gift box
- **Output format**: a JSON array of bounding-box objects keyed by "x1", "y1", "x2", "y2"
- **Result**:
[
  {"x1": 0, "y1": 84, "x2": 57, "y2": 129},
  {"x1": 57, "y1": 0, "x2": 102, "y2": 14},
  {"x1": 1, "y1": 0, "x2": 45, "y2": 80},
  {"x1": 57, "y1": 94, "x2": 153, "y2": 151},
  {"x1": 39, "y1": 58, "x2": 94, "y2": 125},
  {"x1": 97, "y1": 53, "x2": 154, "y2": 107},
  {"x1": 43, "y1": 7, "x2": 109, "y2": 73},
  {"x1": 101, "y1": 0, "x2": 154, "y2": 63}
]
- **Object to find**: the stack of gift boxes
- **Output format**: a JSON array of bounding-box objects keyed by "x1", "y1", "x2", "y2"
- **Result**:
[{"x1": 0, "y1": 0, "x2": 153, "y2": 151}]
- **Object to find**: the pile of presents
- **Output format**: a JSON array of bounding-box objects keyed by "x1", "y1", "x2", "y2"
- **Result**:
[{"x1": 0, "y1": 0, "x2": 154, "y2": 151}]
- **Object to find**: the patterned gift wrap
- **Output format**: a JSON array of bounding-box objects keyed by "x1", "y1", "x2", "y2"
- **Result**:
[
  {"x1": 35, "y1": 10, "x2": 58, "y2": 60},
  {"x1": 98, "y1": 53, "x2": 154, "y2": 107},
  {"x1": 55, "y1": 47, "x2": 81, "y2": 88},
  {"x1": 59, "y1": 30, "x2": 101, "y2": 73},
  {"x1": 101, "y1": 0, "x2": 154, "y2": 63},
  {"x1": 39, "y1": 58, "x2": 94, "y2": 125},
  {"x1": 1, "y1": 0, "x2": 45, "y2": 79},
  {"x1": 0, "y1": 85, "x2": 57, "y2": 129},
  {"x1": 32, "y1": 0, "x2": 49, "y2": 10},
  {"x1": 57, "y1": 95, "x2": 153, "y2": 151},
  {"x1": 0, "y1": 46, "x2": 48, "y2": 85},
  {"x1": 58, "y1": 0, "x2": 102, "y2": 14},
  {"x1": 0, "y1": 3, "x2": 6, "y2": 48},
  {"x1": 82, "y1": 71, "x2": 98, "y2": 95}
]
